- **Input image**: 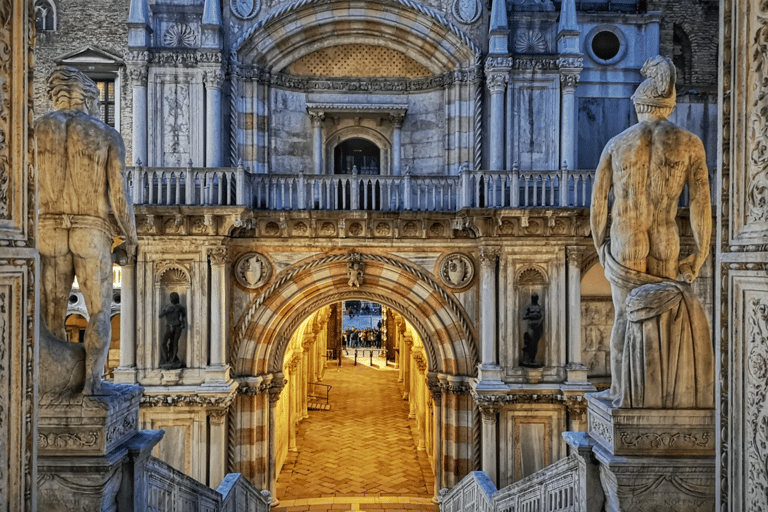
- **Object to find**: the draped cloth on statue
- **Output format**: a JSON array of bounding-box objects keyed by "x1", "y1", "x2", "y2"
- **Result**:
[{"x1": 604, "y1": 249, "x2": 714, "y2": 409}]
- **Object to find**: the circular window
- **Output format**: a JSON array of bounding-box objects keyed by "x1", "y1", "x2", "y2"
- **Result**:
[
  {"x1": 69, "y1": 294, "x2": 79, "y2": 304},
  {"x1": 592, "y1": 31, "x2": 620, "y2": 61},
  {"x1": 585, "y1": 25, "x2": 627, "y2": 66}
]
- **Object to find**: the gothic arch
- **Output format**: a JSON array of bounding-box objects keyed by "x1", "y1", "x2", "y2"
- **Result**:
[
  {"x1": 232, "y1": 0, "x2": 481, "y2": 72},
  {"x1": 231, "y1": 252, "x2": 478, "y2": 378}
]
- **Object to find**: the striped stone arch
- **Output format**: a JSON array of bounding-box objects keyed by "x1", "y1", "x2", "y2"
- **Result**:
[
  {"x1": 228, "y1": 252, "x2": 479, "y2": 493},
  {"x1": 231, "y1": 252, "x2": 478, "y2": 377},
  {"x1": 231, "y1": 0, "x2": 482, "y2": 71}
]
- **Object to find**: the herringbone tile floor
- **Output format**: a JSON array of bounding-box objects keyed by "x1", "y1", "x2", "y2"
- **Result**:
[{"x1": 274, "y1": 356, "x2": 437, "y2": 512}]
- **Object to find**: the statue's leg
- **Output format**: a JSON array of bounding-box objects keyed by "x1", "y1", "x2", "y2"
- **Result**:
[
  {"x1": 70, "y1": 229, "x2": 113, "y2": 395},
  {"x1": 170, "y1": 327, "x2": 182, "y2": 362},
  {"x1": 38, "y1": 227, "x2": 75, "y2": 340},
  {"x1": 606, "y1": 282, "x2": 630, "y2": 401}
]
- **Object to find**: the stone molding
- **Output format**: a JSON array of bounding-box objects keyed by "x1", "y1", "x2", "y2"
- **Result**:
[
  {"x1": 233, "y1": 64, "x2": 483, "y2": 93},
  {"x1": 141, "y1": 393, "x2": 235, "y2": 408}
]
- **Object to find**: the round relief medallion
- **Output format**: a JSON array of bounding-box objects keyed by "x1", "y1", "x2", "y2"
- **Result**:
[
  {"x1": 349, "y1": 222, "x2": 363, "y2": 236},
  {"x1": 439, "y1": 253, "x2": 475, "y2": 288},
  {"x1": 230, "y1": 0, "x2": 261, "y2": 19},
  {"x1": 452, "y1": 0, "x2": 481, "y2": 24},
  {"x1": 234, "y1": 253, "x2": 272, "y2": 289}
]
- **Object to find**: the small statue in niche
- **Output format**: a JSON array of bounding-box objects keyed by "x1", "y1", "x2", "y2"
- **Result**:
[
  {"x1": 348, "y1": 259, "x2": 364, "y2": 287},
  {"x1": 159, "y1": 292, "x2": 187, "y2": 368},
  {"x1": 521, "y1": 293, "x2": 544, "y2": 367}
]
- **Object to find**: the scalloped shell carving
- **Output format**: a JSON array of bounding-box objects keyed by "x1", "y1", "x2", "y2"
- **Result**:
[
  {"x1": 163, "y1": 23, "x2": 196, "y2": 48},
  {"x1": 514, "y1": 30, "x2": 548, "y2": 54}
]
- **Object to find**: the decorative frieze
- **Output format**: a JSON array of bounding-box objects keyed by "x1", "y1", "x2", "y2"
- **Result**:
[{"x1": 141, "y1": 393, "x2": 236, "y2": 408}]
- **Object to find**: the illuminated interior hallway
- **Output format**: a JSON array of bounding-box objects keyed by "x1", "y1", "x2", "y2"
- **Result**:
[{"x1": 274, "y1": 306, "x2": 438, "y2": 511}]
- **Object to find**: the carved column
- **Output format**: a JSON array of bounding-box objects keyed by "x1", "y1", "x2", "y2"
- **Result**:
[
  {"x1": 208, "y1": 408, "x2": 228, "y2": 488},
  {"x1": 267, "y1": 383, "x2": 283, "y2": 504},
  {"x1": 126, "y1": 53, "x2": 149, "y2": 165},
  {"x1": 486, "y1": 71, "x2": 508, "y2": 171},
  {"x1": 390, "y1": 113, "x2": 405, "y2": 175},
  {"x1": 428, "y1": 380, "x2": 443, "y2": 497},
  {"x1": 115, "y1": 256, "x2": 137, "y2": 383},
  {"x1": 566, "y1": 246, "x2": 589, "y2": 383},
  {"x1": 310, "y1": 112, "x2": 325, "y2": 175},
  {"x1": 207, "y1": 247, "x2": 229, "y2": 383},
  {"x1": 287, "y1": 357, "x2": 300, "y2": 452},
  {"x1": 402, "y1": 336, "x2": 412, "y2": 400},
  {"x1": 479, "y1": 402, "x2": 500, "y2": 485},
  {"x1": 477, "y1": 247, "x2": 505, "y2": 387},
  {"x1": 557, "y1": 59, "x2": 582, "y2": 172},
  {"x1": 204, "y1": 68, "x2": 224, "y2": 167}
]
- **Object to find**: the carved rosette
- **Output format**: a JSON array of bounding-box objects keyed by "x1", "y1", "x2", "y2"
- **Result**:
[
  {"x1": 234, "y1": 252, "x2": 271, "y2": 289},
  {"x1": 439, "y1": 253, "x2": 475, "y2": 289}
]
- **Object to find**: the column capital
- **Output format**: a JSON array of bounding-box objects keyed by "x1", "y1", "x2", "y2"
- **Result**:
[
  {"x1": 486, "y1": 72, "x2": 508, "y2": 94},
  {"x1": 479, "y1": 246, "x2": 501, "y2": 264},
  {"x1": 566, "y1": 245, "x2": 586, "y2": 265},
  {"x1": 559, "y1": 73, "x2": 580, "y2": 89},
  {"x1": 208, "y1": 246, "x2": 229, "y2": 265},
  {"x1": 127, "y1": 66, "x2": 148, "y2": 88},
  {"x1": 209, "y1": 408, "x2": 228, "y2": 423},
  {"x1": 308, "y1": 112, "x2": 325, "y2": 126},
  {"x1": 389, "y1": 113, "x2": 406, "y2": 126},
  {"x1": 204, "y1": 68, "x2": 225, "y2": 90}
]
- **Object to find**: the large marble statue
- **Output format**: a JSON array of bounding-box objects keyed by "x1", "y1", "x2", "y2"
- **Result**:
[
  {"x1": 35, "y1": 66, "x2": 138, "y2": 398},
  {"x1": 590, "y1": 56, "x2": 713, "y2": 408}
]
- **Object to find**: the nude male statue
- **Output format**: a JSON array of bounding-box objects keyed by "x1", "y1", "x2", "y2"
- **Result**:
[
  {"x1": 590, "y1": 56, "x2": 712, "y2": 407},
  {"x1": 35, "y1": 66, "x2": 138, "y2": 397},
  {"x1": 159, "y1": 292, "x2": 187, "y2": 368}
]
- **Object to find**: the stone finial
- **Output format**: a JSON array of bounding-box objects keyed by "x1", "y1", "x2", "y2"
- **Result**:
[
  {"x1": 128, "y1": 0, "x2": 150, "y2": 24},
  {"x1": 557, "y1": 0, "x2": 578, "y2": 33},
  {"x1": 202, "y1": 0, "x2": 222, "y2": 26},
  {"x1": 488, "y1": 0, "x2": 509, "y2": 54}
]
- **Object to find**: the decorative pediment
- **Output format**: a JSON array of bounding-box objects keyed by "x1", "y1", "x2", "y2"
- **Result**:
[{"x1": 54, "y1": 46, "x2": 124, "y2": 74}]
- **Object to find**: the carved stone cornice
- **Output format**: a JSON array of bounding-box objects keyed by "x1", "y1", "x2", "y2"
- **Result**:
[
  {"x1": 150, "y1": 50, "x2": 199, "y2": 67},
  {"x1": 512, "y1": 57, "x2": 559, "y2": 71},
  {"x1": 124, "y1": 50, "x2": 150, "y2": 65},
  {"x1": 141, "y1": 393, "x2": 235, "y2": 408},
  {"x1": 197, "y1": 51, "x2": 223, "y2": 64},
  {"x1": 485, "y1": 56, "x2": 513, "y2": 71}
]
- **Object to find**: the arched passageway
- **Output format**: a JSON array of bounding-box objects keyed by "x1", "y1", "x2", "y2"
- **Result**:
[{"x1": 228, "y1": 252, "x2": 478, "y2": 499}]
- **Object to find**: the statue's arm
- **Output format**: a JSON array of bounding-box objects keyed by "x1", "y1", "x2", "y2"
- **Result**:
[
  {"x1": 590, "y1": 145, "x2": 613, "y2": 261},
  {"x1": 107, "y1": 134, "x2": 139, "y2": 251},
  {"x1": 681, "y1": 142, "x2": 712, "y2": 282}
]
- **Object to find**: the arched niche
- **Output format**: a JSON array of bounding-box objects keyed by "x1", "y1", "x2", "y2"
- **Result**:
[{"x1": 326, "y1": 128, "x2": 391, "y2": 175}]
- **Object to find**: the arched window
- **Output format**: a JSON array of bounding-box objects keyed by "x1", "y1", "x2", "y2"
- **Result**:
[
  {"x1": 34, "y1": 0, "x2": 56, "y2": 32},
  {"x1": 334, "y1": 138, "x2": 381, "y2": 175},
  {"x1": 673, "y1": 24, "x2": 693, "y2": 85}
]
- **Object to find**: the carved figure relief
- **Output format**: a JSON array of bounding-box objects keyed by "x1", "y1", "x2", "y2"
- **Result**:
[
  {"x1": 452, "y1": 0, "x2": 481, "y2": 24},
  {"x1": 235, "y1": 252, "x2": 272, "y2": 289},
  {"x1": 230, "y1": 0, "x2": 261, "y2": 20},
  {"x1": 439, "y1": 253, "x2": 475, "y2": 288},
  {"x1": 582, "y1": 300, "x2": 613, "y2": 376},
  {"x1": 347, "y1": 255, "x2": 364, "y2": 287}
]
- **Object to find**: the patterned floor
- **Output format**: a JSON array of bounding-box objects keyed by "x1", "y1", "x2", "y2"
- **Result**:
[{"x1": 274, "y1": 356, "x2": 437, "y2": 511}]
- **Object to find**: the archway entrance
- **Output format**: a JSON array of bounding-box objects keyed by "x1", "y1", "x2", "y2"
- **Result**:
[
  {"x1": 229, "y1": 252, "x2": 478, "y2": 501},
  {"x1": 273, "y1": 303, "x2": 437, "y2": 508},
  {"x1": 334, "y1": 138, "x2": 381, "y2": 175}
]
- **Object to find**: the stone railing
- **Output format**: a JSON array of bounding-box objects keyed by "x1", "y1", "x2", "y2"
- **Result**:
[
  {"x1": 144, "y1": 456, "x2": 271, "y2": 511},
  {"x1": 439, "y1": 455, "x2": 582, "y2": 512},
  {"x1": 127, "y1": 166, "x2": 596, "y2": 211}
]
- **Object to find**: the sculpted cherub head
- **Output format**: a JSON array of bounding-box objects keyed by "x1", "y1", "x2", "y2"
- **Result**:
[
  {"x1": 631, "y1": 55, "x2": 676, "y2": 118},
  {"x1": 46, "y1": 66, "x2": 100, "y2": 116}
]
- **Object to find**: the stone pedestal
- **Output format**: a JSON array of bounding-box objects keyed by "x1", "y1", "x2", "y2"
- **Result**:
[
  {"x1": 37, "y1": 384, "x2": 164, "y2": 512},
  {"x1": 571, "y1": 394, "x2": 715, "y2": 512}
]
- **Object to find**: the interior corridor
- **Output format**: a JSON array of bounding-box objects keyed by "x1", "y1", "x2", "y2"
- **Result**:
[{"x1": 274, "y1": 354, "x2": 437, "y2": 512}]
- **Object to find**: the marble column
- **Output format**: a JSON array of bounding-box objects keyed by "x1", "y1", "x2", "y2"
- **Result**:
[
  {"x1": 204, "y1": 68, "x2": 224, "y2": 167},
  {"x1": 402, "y1": 337, "x2": 412, "y2": 400},
  {"x1": 288, "y1": 359, "x2": 299, "y2": 452},
  {"x1": 208, "y1": 409, "x2": 228, "y2": 488},
  {"x1": 268, "y1": 385, "x2": 282, "y2": 504},
  {"x1": 115, "y1": 257, "x2": 137, "y2": 383},
  {"x1": 428, "y1": 380, "x2": 443, "y2": 498},
  {"x1": 566, "y1": 246, "x2": 589, "y2": 383},
  {"x1": 310, "y1": 112, "x2": 324, "y2": 175},
  {"x1": 206, "y1": 247, "x2": 230, "y2": 384},
  {"x1": 479, "y1": 404, "x2": 499, "y2": 485},
  {"x1": 477, "y1": 246, "x2": 505, "y2": 387},
  {"x1": 127, "y1": 57, "x2": 149, "y2": 165},
  {"x1": 559, "y1": 72, "x2": 579, "y2": 172},
  {"x1": 486, "y1": 73, "x2": 508, "y2": 171},
  {"x1": 390, "y1": 113, "x2": 405, "y2": 175}
]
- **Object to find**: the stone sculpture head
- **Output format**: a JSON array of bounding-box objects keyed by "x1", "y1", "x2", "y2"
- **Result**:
[
  {"x1": 46, "y1": 66, "x2": 100, "y2": 116},
  {"x1": 170, "y1": 292, "x2": 180, "y2": 305},
  {"x1": 531, "y1": 292, "x2": 539, "y2": 304},
  {"x1": 631, "y1": 55, "x2": 676, "y2": 119}
]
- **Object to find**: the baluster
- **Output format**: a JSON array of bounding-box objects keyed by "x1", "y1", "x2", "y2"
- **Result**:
[{"x1": 218, "y1": 172, "x2": 225, "y2": 205}]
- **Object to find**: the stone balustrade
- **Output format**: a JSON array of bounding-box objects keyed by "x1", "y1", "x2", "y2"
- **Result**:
[
  {"x1": 439, "y1": 454, "x2": 582, "y2": 512},
  {"x1": 144, "y1": 456, "x2": 272, "y2": 512},
  {"x1": 127, "y1": 166, "x2": 600, "y2": 211}
]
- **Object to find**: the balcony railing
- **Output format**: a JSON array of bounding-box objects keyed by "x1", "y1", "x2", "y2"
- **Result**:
[{"x1": 128, "y1": 166, "x2": 596, "y2": 211}]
